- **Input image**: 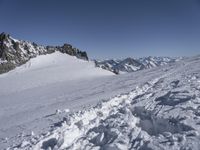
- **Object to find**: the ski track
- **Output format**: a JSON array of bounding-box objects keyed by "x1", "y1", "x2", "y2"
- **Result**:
[{"x1": 2, "y1": 55, "x2": 200, "y2": 149}]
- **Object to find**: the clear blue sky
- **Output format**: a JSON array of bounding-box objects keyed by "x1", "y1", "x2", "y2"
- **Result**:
[{"x1": 0, "y1": 0, "x2": 200, "y2": 59}]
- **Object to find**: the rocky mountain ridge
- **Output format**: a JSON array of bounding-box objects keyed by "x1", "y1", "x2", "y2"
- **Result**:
[
  {"x1": 0, "y1": 32, "x2": 181, "y2": 75},
  {"x1": 0, "y1": 32, "x2": 88, "y2": 74}
]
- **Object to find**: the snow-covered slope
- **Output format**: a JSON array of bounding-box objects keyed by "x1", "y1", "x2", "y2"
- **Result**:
[
  {"x1": 0, "y1": 32, "x2": 88, "y2": 74},
  {"x1": 0, "y1": 52, "x2": 112, "y2": 94},
  {"x1": 1, "y1": 55, "x2": 200, "y2": 150},
  {"x1": 0, "y1": 52, "x2": 114, "y2": 149},
  {"x1": 95, "y1": 56, "x2": 179, "y2": 74}
]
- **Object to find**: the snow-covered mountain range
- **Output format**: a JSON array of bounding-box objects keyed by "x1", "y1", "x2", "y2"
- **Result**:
[
  {"x1": 95, "y1": 56, "x2": 180, "y2": 74},
  {"x1": 0, "y1": 32, "x2": 88, "y2": 74},
  {"x1": 1, "y1": 32, "x2": 199, "y2": 150},
  {"x1": 0, "y1": 32, "x2": 181, "y2": 75}
]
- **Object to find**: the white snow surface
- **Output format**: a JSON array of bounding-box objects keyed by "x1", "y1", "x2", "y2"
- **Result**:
[
  {"x1": 1, "y1": 54, "x2": 200, "y2": 150},
  {"x1": 0, "y1": 52, "x2": 113, "y2": 149},
  {"x1": 0, "y1": 52, "x2": 113, "y2": 94}
]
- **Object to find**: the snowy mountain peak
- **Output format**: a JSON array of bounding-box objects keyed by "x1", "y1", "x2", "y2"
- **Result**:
[{"x1": 0, "y1": 32, "x2": 88, "y2": 74}]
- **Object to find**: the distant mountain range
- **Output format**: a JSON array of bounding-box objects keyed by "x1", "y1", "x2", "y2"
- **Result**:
[{"x1": 95, "y1": 56, "x2": 181, "y2": 74}]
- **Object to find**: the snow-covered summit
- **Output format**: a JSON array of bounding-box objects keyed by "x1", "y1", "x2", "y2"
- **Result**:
[
  {"x1": 0, "y1": 32, "x2": 88, "y2": 74},
  {"x1": 0, "y1": 51, "x2": 113, "y2": 93}
]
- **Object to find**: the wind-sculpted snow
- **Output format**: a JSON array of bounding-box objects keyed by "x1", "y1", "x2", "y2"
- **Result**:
[
  {"x1": 2, "y1": 55, "x2": 200, "y2": 149},
  {"x1": 11, "y1": 79, "x2": 158, "y2": 149}
]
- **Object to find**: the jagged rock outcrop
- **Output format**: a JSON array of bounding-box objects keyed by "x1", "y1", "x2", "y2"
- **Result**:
[{"x1": 0, "y1": 32, "x2": 88, "y2": 74}]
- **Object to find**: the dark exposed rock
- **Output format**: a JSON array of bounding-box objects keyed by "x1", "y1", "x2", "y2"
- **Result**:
[
  {"x1": 0, "y1": 62, "x2": 15, "y2": 74},
  {"x1": 57, "y1": 44, "x2": 88, "y2": 60},
  {"x1": 0, "y1": 32, "x2": 10, "y2": 41}
]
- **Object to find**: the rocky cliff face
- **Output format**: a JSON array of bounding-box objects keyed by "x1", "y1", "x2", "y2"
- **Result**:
[{"x1": 0, "y1": 32, "x2": 88, "y2": 74}]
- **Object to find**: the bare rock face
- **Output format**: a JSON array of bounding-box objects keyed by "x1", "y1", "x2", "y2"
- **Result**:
[
  {"x1": 59, "y1": 44, "x2": 88, "y2": 60},
  {"x1": 0, "y1": 32, "x2": 88, "y2": 74}
]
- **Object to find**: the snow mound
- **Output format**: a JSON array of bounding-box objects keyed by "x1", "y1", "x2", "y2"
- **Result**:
[{"x1": 0, "y1": 52, "x2": 113, "y2": 94}]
